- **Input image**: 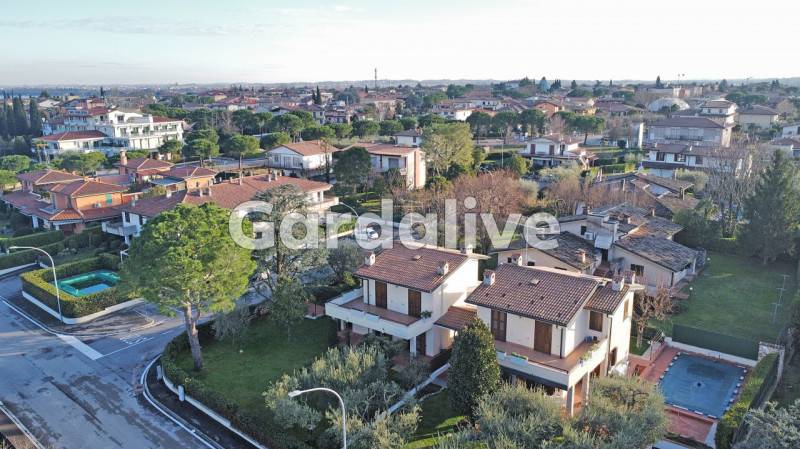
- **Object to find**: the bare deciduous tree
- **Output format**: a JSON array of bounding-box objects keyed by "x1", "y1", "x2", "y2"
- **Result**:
[{"x1": 633, "y1": 284, "x2": 672, "y2": 348}]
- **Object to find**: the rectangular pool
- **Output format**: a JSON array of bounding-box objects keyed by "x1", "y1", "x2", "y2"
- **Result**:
[
  {"x1": 659, "y1": 353, "x2": 747, "y2": 418},
  {"x1": 55, "y1": 270, "x2": 120, "y2": 297}
]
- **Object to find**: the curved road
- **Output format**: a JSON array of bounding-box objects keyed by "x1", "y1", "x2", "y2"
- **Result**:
[{"x1": 0, "y1": 274, "x2": 201, "y2": 449}]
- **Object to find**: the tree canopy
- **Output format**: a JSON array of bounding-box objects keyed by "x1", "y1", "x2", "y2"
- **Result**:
[
  {"x1": 448, "y1": 317, "x2": 501, "y2": 419},
  {"x1": 333, "y1": 146, "x2": 371, "y2": 194},
  {"x1": 422, "y1": 122, "x2": 474, "y2": 176}
]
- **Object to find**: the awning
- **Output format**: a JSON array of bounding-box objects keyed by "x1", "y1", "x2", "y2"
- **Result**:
[{"x1": 594, "y1": 235, "x2": 613, "y2": 250}]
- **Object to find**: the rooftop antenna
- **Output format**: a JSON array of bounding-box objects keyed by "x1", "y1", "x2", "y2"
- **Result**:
[{"x1": 374, "y1": 68, "x2": 378, "y2": 90}]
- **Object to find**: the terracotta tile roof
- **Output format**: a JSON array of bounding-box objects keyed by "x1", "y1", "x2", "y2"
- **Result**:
[
  {"x1": 614, "y1": 235, "x2": 697, "y2": 272},
  {"x1": 633, "y1": 173, "x2": 693, "y2": 193},
  {"x1": 395, "y1": 129, "x2": 422, "y2": 137},
  {"x1": 164, "y1": 166, "x2": 217, "y2": 179},
  {"x1": 496, "y1": 232, "x2": 597, "y2": 271},
  {"x1": 466, "y1": 265, "x2": 600, "y2": 326},
  {"x1": 585, "y1": 282, "x2": 629, "y2": 314},
  {"x1": 48, "y1": 208, "x2": 84, "y2": 221},
  {"x1": 632, "y1": 216, "x2": 684, "y2": 238},
  {"x1": 739, "y1": 105, "x2": 779, "y2": 116},
  {"x1": 49, "y1": 179, "x2": 127, "y2": 197},
  {"x1": 435, "y1": 305, "x2": 477, "y2": 331},
  {"x1": 37, "y1": 130, "x2": 107, "y2": 141},
  {"x1": 152, "y1": 116, "x2": 183, "y2": 123},
  {"x1": 355, "y1": 245, "x2": 471, "y2": 293},
  {"x1": 17, "y1": 170, "x2": 84, "y2": 185},
  {"x1": 345, "y1": 142, "x2": 417, "y2": 156},
  {"x1": 655, "y1": 194, "x2": 700, "y2": 216},
  {"x1": 702, "y1": 100, "x2": 735, "y2": 108},
  {"x1": 120, "y1": 157, "x2": 173, "y2": 171},
  {"x1": 118, "y1": 192, "x2": 186, "y2": 218},
  {"x1": 650, "y1": 117, "x2": 725, "y2": 129},
  {"x1": 275, "y1": 140, "x2": 335, "y2": 156}
]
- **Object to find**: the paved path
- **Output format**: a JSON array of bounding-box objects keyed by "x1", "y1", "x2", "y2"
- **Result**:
[{"x1": 0, "y1": 274, "x2": 202, "y2": 449}]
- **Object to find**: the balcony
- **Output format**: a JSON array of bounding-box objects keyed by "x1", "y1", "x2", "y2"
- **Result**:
[
  {"x1": 494, "y1": 338, "x2": 608, "y2": 389},
  {"x1": 325, "y1": 290, "x2": 432, "y2": 340},
  {"x1": 102, "y1": 220, "x2": 139, "y2": 237}
]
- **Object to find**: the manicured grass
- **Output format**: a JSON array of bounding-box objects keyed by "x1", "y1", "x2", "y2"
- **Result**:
[
  {"x1": 405, "y1": 390, "x2": 465, "y2": 448},
  {"x1": 174, "y1": 317, "x2": 336, "y2": 418},
  {"x1": 653, "y1": 252, "x2": 797, "y2": 343},
  {"x1": 629, "y1": 336, "x2": 650, "y2": 356}
]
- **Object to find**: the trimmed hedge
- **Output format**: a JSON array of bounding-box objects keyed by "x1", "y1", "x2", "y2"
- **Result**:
[
  {"x1": 161, "y1": 322, "x2": 313, "y2": 449},
  {"x1": 600, "y1": 162, "x2": 635, "y2": 174},
  {"x1": 715, "y1": 353, "x2": 779, "y2": 449},
  {"x1": 0, "y1": 241, "x2": 65, "y2": 270},
  {"x1": 20, "y1": 255, "x2": 132, "y2": 318},
  {"x1": 0, "y1": 229, "x2": 64, "y2": 252}
]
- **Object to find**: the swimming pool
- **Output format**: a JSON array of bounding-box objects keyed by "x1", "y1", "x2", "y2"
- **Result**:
[
  {"x1": 55, "y1": 270, "x2": 120, "y2": 297},
  {"x1": 659, "y1": 353, "x2": 746, "y2": 418}
]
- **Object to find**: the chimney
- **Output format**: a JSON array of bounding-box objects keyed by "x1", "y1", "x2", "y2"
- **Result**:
[
  {"x1": 650, "y1": 207, "x2": 656, "y2": 217},
  {"x1": 461, "y1": 244, "x2": 473, "y2": 255},
  {"x1": 611, "y1": 275, "x2": 625, "y2": 292},
  {"x1": 512, "y1": 253, "x2": 523, "y2": 266},
  {"x1": 437, "y1": 261, "x2": 450, "y2": 276},
  {"x1": 198, "y1": 188, "x2": 203, "y2": 197},
  {"x1": 483, "y1": 270, "x2": 496, "y2": 286},
  {"x1": 119, "y1": 150, "x2": 127, "y2": 166},
  {"x1": 578, "y1": 250, "x2": 586, "y2": 264},
  {"x1": 165, "y1": 189, "x2": 172, "y2": 198},
  {"x1": 364, "y1": 252, "x2": 376, "y2": 266}
]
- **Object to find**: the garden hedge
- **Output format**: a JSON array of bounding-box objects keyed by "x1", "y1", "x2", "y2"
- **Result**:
[
  {"x1": 20, "y1": 255, "x2": 132, "y2": 318},
  {"x1": 715, "y1": 353, "x2": 779, "y2": 449},
  {"x1": 0, "y1": 241, "x2": 64, "y2": 270},
  {"x1": 0, "y1": 229, "x2": 64, "y2": 252},
  {"x1": 161, "y1": 322, "x2": 314, "y2": 449}
]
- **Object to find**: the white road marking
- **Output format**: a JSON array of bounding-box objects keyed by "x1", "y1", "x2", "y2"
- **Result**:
[
  {"x1": 0, "y1": 400, "x2": 47, "y2": 449},
  {"x1": 102, "y1": 336, "x2": 154, "y2": 358}
]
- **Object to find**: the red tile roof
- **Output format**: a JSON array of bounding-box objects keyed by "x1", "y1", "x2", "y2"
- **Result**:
[
  {"x1": 50, "y1": 179, "x2": 127, "y2": 197},
  {"x1": 37, "y1": 131, "x2": 107, "y2": 141},
  {"x1": 466, "y1": 265, "x2": 601, "y2": 326},
  {"x1": 17, "y1": 170, "x2": 84, "y2": 185},
  {"x1": 434, "y1": 305, "x2": 478, "y2": 331},
  {"x1": 152, "y1": 116, "x2": 183, "y2": 123},
  {"x1": 275, "y1": 140, "x2": 336, "y2": 156},
  {"x1": 585, "y1": 282, "x2": 629, "y2": 314},
  {"x1": 164, "y1": 166, "x2": 217, "y2": 179},
  {"x1": 120, "y1": 157, "x2": 173, "y2": 172},
  {"x1": 345, "y1": 142, "x2": 417, "y2": 156},
  {"x1": 118, "y1": 193, "x2": 186, "y2": 218},
  {"x1": 355, "y1": 245, "x2": 471, "y2": 292}
]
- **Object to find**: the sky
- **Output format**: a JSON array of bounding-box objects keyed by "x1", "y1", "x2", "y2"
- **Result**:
[{"x1": 0, "y1": 0, "x2": 798, "y2": 86}]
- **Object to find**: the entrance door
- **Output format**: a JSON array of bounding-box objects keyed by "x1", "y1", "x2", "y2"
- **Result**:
[
  {"x1": 534, "y1": 321, "x2": 552, "y2": 354},
  {"x1": 375, "y1": 281, "x2": 387, "y2": 309},
  {"x1": 408, "y1": 290, "x2": 421, "y2": 318},
  {"x1": 415, "y1": 332, "x2": 427, "y2": 356},
  {"x1": 490, "y1": 310, "x2": 507, "y2": 342}
]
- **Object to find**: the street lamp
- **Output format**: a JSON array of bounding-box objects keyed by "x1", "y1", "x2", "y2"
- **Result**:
[
  {"x1": 288, "y1": 388, "x2": 346, "y2": 449},
  {"x1": 10, "y1": 245, "x2": 63, "y2": 323}
]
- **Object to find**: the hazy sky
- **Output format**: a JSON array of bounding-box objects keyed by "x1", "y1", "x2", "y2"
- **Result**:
[{"x1": 1, "y1": 0, "x2": 798, "y2": 85}]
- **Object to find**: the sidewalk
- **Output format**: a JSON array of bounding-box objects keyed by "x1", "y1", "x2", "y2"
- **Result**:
[
  {"x1": 143, "y1": 361, "x2": 255, "y2": 449},
  {"x1": 4, "y1": 293, "x2": 158, "y2": 337}
]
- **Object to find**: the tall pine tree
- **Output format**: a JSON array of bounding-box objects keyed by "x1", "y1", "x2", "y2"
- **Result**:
[
  {"x1": 0, "y1": 105, "x2": 7, "y2": 139},
  {"x1": 741, "y1": 150, "x2": 800, "y2": 264},
  {"x1": 12, "y1": 97, "x2": 28, "y2": 136},
  {"x1": 28, "y1": 100, "x2": 42, "y2": 137},
  {"x1": 4, "y1": 103, "x2": 15, "y2": 137}
]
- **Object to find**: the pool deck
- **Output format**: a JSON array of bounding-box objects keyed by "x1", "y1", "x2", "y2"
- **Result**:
[{"x1": 636, "y1": 346, "x2": 716, "y2": 444}]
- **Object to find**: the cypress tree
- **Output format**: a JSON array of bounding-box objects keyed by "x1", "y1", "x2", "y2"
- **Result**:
[
  {"x1": 28, "y1": 100, "x2": 42, "y2": 137},
  {"x1": 4, "y1": 103, "x2": 15, "y2": 137},
  {"x1": 0, "y1": 106, "x2": 6, "y2": 139},
  {"x1": 741, "y1": 150, "x2": 800, "y2": 264},
  {"x1": 448, "y1": 317, "x2": 501, "y2": 419},
  {"x1": 12, "y1": 97, "x2": 28, "y2": 136}
]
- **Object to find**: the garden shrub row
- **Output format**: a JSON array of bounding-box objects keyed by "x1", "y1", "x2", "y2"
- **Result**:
[
  {"x1": 161, "y1": 322, "x2": 313, "y2": 449},
  {"x1": 0, "y1": 229, "x2": 64, "y2": 252},
  {"x1": 20, "y1": 255, "x2": 132, "y2": 318},
  {"x1": 715, "y1": 353, "x2": 779, "y2": 449},
  {"x1": 599, "y1": 162, "x2": 635, "y2": 174},
  {"x1": 0, "y1": 241, "x2": 64, "y2": 270}
]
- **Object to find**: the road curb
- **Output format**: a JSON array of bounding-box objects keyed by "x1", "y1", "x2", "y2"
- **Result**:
[
  {"x1": 139, "y1": 357, "x2": 224, "y2": 449},
  {"x1": 0, "y1": 400, "x2": 46, "y2": 449}
]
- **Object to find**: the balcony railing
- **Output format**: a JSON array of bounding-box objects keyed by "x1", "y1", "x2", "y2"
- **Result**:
[
  {"x1": 102, "y1": 220, "x2": 139, "y2": 236},
  {"x1": 494, "y1": 337, "x2": 608, "y2": 388},
  {"x1": 325, "y1": 289, "x2": 432, "y2": 340}
]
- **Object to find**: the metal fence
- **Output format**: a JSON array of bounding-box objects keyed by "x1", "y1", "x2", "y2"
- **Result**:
[{"x1": 672, "y1": 324, "x2": 760, "y2": 360}]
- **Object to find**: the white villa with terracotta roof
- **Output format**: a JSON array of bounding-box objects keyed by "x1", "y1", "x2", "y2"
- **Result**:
[
  {"x1": 266, "y1": 140, "x2": 337, "y2": 175},
  {"x1": 346, "y1": 142, "x2": 427, "y2": 189},
  {"x1": 520, "y1": 134, "x2": 592, "y2": 168}
]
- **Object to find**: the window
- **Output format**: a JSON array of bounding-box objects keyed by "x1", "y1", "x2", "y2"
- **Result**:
[
  {"x1": 123, "y1": 212, "x2": 130, "y2": 223},
  {"x1": 589, "y1": 311, "x2": 603, "y2": 332},
  {"x1": 675, "y1": 154, "x2": 686, "y2": 162},
  {"x1": 527, "y1": 261, "x2": 536, "y2": 267},
  {"x1": 408, "y1": 290, "x2": 421, "y2": 318},
  {"x1": 507, "y1": 257, "x2": 513, "y2": 263},
  {"x1": 624, "y1": 300, "x2": 631, "y2": 320},
  {"x1": 580, "y1": 225, "x2": 587, "y2": 235},
  {"x1": 105, "y1": 193, "x2": 113, "y2": 204},
  {"x1": 630, "y1": 264, "x2": 645, "y2": 277},
  {"x1": 656, "y1": 152, "x2": 665, "y2": 161},
  {"x1": 490, "y1": 310, "x2": 507, "y2": 341},
  {"x1": 694, "y1": 156, "x2": 704, "y2": 165}
]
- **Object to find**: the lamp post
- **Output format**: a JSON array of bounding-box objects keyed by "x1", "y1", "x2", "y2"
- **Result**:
[
  {"x1": 288, "y1": 388, "x2": 346, "y2": 449},
  {"x1": 10, "y1": 245, "x2": 62, "y2": 323}
]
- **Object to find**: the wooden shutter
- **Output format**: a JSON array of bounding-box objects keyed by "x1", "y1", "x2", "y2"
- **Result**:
[
  {"x1": 408, "y1": 290, "x2": 421, "y2": 318},
  {"x1": 534, "y1": 321, "x2": 552, "y2": 354},
  {"x1": 491, "y1": 310, "x2": 507, "y2": 342},
  {"x1": 375, "y1": 281, "x2": 387, "y2": 309}
]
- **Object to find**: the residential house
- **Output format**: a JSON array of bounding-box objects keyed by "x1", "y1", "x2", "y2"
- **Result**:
[
  {"x1": 782, "y1": 123, "x2": 800, "y2": 138},
  {"x1": 266, "y1": 140, "x2": 337, "y2": 175},
  {"x1": 698, "y1": 99, "x2": 737, "y2": 125},
  {"x1": 117, "y1": 151, "x2": 174, "y2": 184},
  {"x1": 33, "y1": 131, "x2": 109, "y2": 155},
  {"x1": 449, "y1": 264, "x2": 637, "y2": 415},
  {"x1": 592, "y1": 172, "x2": 699, "y2": 219},
  {"x1": 737, "y1": 105, "x2": 780, "y2": 130},
  {"x1": 641, "y1": 142, "x2": 746, "y2": 177},
  {"x1": 432, "y1": 100, "x2": 474, "y2": 121},
  {"x1": 15, "y1": 169, "x2": 84, "y2": 195},
  {"x1": 149, "y1": 166, "x2": 217, "y2": 192},
  {"x1": 325, "y1": 245, "x2": 485, "y2": 357},
  {"x1": 493, "y1": 231, "x2": 601, "y2": 275},
  {"x1": 394, "y1": 129, "x2": 423, "y2": 147},
  {"x1": 646, "y1": 116, "x2": 732, "y2": 147},
  {"x1": 108, "y1": 174, "x2": 338, "y2": 243},
  {"x1": 768, "y1": 137, "x2": 800, "y2": 158},
  {"x1": 531, "y1": 99, "x2": 563, "y2": 117},
  {"x1": 347, "y1": 143, "x2": 426, "y2": 189},
  {"x1": 520, "y1": 134, "x2": 592, "y2": 168}
]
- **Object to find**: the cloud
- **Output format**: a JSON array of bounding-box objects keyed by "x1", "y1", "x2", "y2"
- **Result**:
[{"x1": 0, "y1": 17, "x2": 275, "y2": 37}]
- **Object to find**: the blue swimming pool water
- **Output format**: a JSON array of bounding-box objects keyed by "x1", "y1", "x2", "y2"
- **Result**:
[
  {"x1": 659, "y1": 353, "x2": 746, "y2": 418},
  {"x1": 54, "y1": 270, "x2": 120, "y2": 297}
]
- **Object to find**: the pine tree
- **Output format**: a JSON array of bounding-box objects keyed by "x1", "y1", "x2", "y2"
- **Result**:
[
  {"x1": 314, "y1": 86, "x2": 322, "y2": 105},
  {"x1": 448, "y1": 317, "x2": 501, "y2": 419},
  {"x1": 655, "y1": 76, "x2": 663, "y2": 88},
  {"x1": 28, "y1": 100, "x2": 42, "y2": 137},
  {"x1": 571, "y1": 80, "x2": 578, "y2": 90},
  {"x1": 741, "y1": 150, "x2": 800, "y2": 264},
  {"x1": 4, "y1": 103, "x2": 15, "y2": 137},
  {"x1": 0, "y1": 106, "x2": 6, "y2": 139}
]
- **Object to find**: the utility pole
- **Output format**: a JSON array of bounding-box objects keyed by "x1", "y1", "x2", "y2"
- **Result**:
[{"x1": 771, "y1": 302, "x2": 780, "y2": 324}]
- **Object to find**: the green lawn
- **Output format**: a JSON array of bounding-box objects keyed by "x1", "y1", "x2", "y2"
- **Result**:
[
  {"x1": 175, "y1": 317, "x2": 336, "y2": 418},
  {"x1": 653, "y1": 252, "x2": 797, "y2": 343},
  {"x1": 405, "y1": 390, "x2": 465, "y2": 448},
  {"x1": 629, "y1": 336, "x2": 650, "y2": 356}
]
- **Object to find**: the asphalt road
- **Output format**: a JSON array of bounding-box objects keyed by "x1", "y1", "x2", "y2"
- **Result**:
[{"x1": 0, "y1": 274, "x2": 203, "y2": 449}]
